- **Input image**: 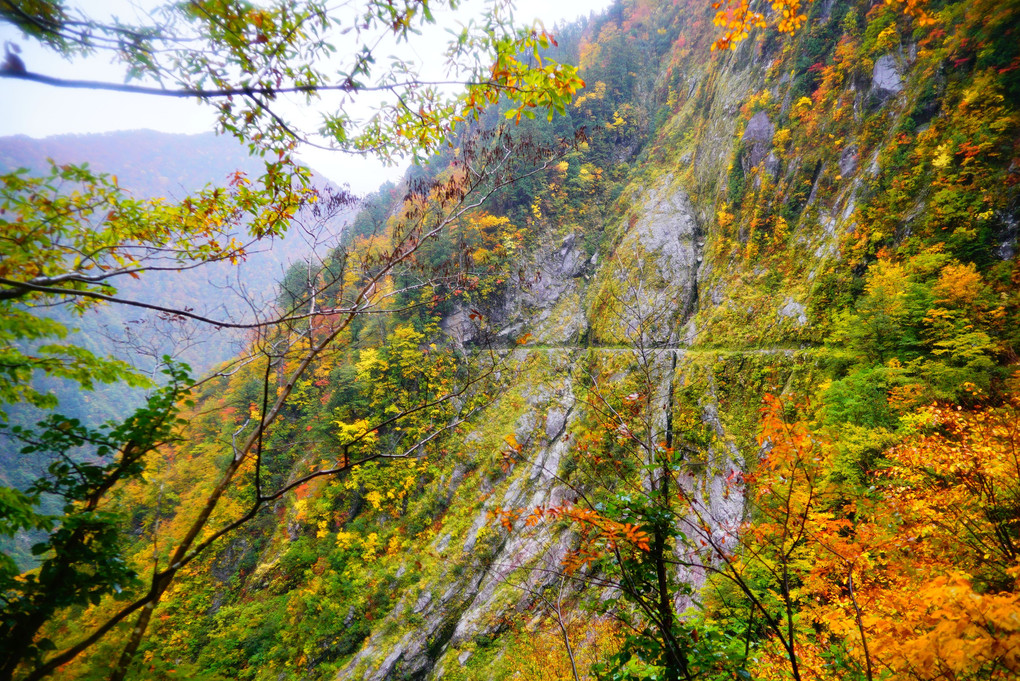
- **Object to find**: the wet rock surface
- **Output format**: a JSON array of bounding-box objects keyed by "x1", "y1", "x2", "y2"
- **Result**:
[
  {"x1": 600, "y1": 182, "x2": 702, "y2": 345},
  {"x1": 871, "y1": 54, "x2": 903, "y2": 101},
  {"x1": 741, "y1": 111, "x2": 774, "y2": 169}
]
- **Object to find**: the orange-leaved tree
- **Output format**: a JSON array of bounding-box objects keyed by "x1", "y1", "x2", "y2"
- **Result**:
[
  {"x1": 730, "y1": 383, "x2": 1020, "y2": 681},
  {"x1": 710, "y1": 0, "x2": 935, "y2": 51}
]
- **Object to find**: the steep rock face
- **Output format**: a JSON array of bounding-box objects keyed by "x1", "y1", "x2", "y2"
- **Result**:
[
  {"x1": 741, "y1": 111, "x2": 775, "y2": 171},
  {"x1": 334, "y1": 347, "x2": 755, "y2": 681},
  {"x1": 591, "y1": 181, "x2": 702, "y2": 346},
  {"x1": 337, "y1": 355, "x2": 584, "y2": 680},
  {"x1": 441, "y1": 232, "x2": 590, "y2": 348},
  {"x1": 509, "y1": 233, "x2": 590, "y2": 345},
  {"x1": 871, "y1": 54, "x2": 904, "y2": 102}
]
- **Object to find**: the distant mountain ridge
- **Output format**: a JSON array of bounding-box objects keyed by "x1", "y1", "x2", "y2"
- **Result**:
[{"x1": 0, "y1": 129, "x2": 269, "y2": 198}]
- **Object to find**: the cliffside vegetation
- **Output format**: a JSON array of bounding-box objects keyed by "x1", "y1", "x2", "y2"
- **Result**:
[{"x1": 1, "y1": 0, "x2": 1019, "y2": 680}]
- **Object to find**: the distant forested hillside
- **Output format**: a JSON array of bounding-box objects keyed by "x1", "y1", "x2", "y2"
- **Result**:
[
  {"x1": 0, "y1": 129, "x2": 349, "y2": 398},
  {"x1": 0, "y1": 130, "x2": 267, "y2": 197},
  {"x1": 0, "y1": 130, "x2": 349, "y2": 479}
]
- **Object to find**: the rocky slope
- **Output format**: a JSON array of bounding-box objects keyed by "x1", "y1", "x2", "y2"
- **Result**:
[{"x1": 324, "y1": 0, "x2": 1019, "y2": 674}]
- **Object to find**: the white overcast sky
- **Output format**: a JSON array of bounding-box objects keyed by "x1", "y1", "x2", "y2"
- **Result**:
[{"x1": 0, "y1": 0, "x2": 612, "y2": 193}]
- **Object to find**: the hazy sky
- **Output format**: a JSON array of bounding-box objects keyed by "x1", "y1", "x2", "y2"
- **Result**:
[{"x1": 0, "y1": 0, "x2": 611, "y2": 192}]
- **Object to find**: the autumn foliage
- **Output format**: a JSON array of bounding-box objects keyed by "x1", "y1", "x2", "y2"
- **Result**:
[
  {"x1": 711, "y1": 0, "x2": 934, "y2": 51},
  {"x1": 734, "y1": 390, "x2": 1020, "y2": 680}
]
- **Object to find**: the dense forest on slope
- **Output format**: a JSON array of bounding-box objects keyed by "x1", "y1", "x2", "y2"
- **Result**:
[{"x1": 2, "y1": 0, "x2": 1019, "y2": 679}]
